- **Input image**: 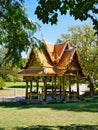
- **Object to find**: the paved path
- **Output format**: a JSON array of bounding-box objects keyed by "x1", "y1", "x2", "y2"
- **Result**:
[
  {"x1": 0, "y1": 96, "x2": 25, "y2": 102},
  {"x1": 70, "y1": 84, "x2": 88, "y2": 95}
]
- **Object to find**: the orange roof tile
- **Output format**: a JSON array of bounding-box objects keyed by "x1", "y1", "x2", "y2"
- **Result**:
[
  {"x1": 57, "y1": 48, "x2": 75, "y2": 68},
  {"x1": 45, "y1": 40, "x2": 70, "y2": 63},
  {"x1": 54, "y1": 41, "x2": 69, "y2": 59}
]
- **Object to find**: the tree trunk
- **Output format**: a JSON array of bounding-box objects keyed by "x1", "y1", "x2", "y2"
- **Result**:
[{"x1": 87, "y1": 75, "x2": 95, "y2": 96}]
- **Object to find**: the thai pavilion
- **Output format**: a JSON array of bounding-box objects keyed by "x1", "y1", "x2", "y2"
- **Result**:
[{"x1": 18, "y1": 40, "x2": 85, "y2": 102}]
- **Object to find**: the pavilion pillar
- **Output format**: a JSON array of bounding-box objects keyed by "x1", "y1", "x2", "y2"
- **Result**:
[
  {"x1": 30, "y1": 79, "x2": 33, "y2": 92},
  {"x1": 52, "y1": 76, "x2": 54, "y2": 97},
  {"x1": 62, "y1": 75, "x2": 65, "y2": 101},
  {"x1": 76, "y1": 72, "x2": 80, "y2": 99},
  {"x1": 60, "y1": 76, "x2": 65, "y2": 101},
  {"x1": 59, "y1": 76, "x2": 62, "y2": 99},
  {"x1": 69, "y1": 76, "x2": 71, "y2": 99},
  {"x1": 54, "y1": 76, "x2": 56, "y2": 100},
  {"x1": 36, "y1": 77, "x2": 39, "y2": 93},
  {"x1": 25, "y1": 80, "x2": 29, "y2": 99},
  {"x1": 43, "y1": 76, "x2": 47, "y2": 102},
  {"x1": 60, "y1": 76, "x2": 65, "y2": 100}
]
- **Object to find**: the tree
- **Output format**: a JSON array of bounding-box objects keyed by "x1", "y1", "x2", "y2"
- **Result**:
[
  {"x1": 0, "y1": 77, "x2": 5, "y2": 89},
  {"x1": 56, "y1": 24, "x2": 98, "y2": 95},
  {"x1": 0, "y1": 48, "x2": 6, "y2": 65},
  {"x1": 0, "y1": 0, "x2": 39, "y2": 66},
  {"x1": 0, "y1": 61, "x2": 22, "y2": 82},
  {"x1": 0, "y1": 48, "x2": 25, "y2": 81},
  {"x1": 35, "y1": 0, "x2": 98, "y2": 35}
]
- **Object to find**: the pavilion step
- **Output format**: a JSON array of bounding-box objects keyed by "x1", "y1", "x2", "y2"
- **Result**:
[{"x1": 20, "y1": 99, "x2": 43, "y2": 104}]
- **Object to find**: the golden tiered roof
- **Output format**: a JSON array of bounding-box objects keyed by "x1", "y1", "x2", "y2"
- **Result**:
[{"x1": 18, "y1": 40, "x2": 84, "y2": 76}]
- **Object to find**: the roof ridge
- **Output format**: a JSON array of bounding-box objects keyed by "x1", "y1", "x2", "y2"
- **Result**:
[
  {"x1": 54, "y1": 40, "x2": 70, "y2": 63},
  {"x1": 58, "y1": 48, "x2": 79, "y2": 70},
  {"x1": 42, "y1": 40, "x2": 55, "y2": 64}
]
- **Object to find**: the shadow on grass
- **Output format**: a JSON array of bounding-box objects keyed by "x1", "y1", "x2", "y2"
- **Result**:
[
  {"x1": 84, "y1": 96, "x2": 98, "y2": 101},
  {"x1": 0, "y1": 128, "x2": 5, "y2": 130},
  {"x1": 6, "y1": 85, "x2": 42, "y2": 89},
  {"x1": 15, "y1": 124, "x2": 98, "y2": 130},
  {"x1": 0, "y1": 101, "x2": 98, "y2": 112},
  {"x1": 6, "y1": 85, "x2": 26, "y2": 89}
]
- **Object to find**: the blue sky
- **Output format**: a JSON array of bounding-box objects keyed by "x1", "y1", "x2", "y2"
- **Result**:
[{"x1": 25, "y1": 0, "x2": 92, "y2": 43}]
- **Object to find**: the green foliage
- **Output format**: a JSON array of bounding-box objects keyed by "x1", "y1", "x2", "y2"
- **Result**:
[
  {"x1": 95, "y1": 82, "x2": 98, "y2": 87},
  {"x1": 0, "y1": 77, "x2": 5, "y2": 89},
  {"x1": 19, "y1": 58, "x2": 26, "y2": 69},
  {"x1": 0, "y1": 48, "x2": 24, "y2": 82},
  {"x1": 2, "y1": 66, "x2": 22, "y2": 82},
  {"x1": 0, "y1": 0, "x2": 39, "y2": 66},
  {"x1": 35, "y1": 0, "x2": 98, "y2": 35},
  {"x1": 0, "y1": 61, "x2": 23, "y2": 82},
  {"x1": 0, "y1": 48, "x2": 6, "y2": 64},
  {"x1": 57, "y1": 24, "x2": 98, "y2": 80}
]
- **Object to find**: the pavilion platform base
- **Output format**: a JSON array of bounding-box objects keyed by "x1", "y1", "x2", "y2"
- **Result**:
[
  {"x1": 19, "y1": 94, "x2": 81, "y2": 104},
  {"x1": 19, "y1": 99, "x2": 43, "y2": 105}
]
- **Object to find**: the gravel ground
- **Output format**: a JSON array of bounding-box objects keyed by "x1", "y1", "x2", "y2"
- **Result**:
[{"x1": 70, "y1": 84, "x2": 88, "y2": 95}]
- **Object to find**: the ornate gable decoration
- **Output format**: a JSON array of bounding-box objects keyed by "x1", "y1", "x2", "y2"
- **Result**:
[{"x1": 24, "y1": 48, "x2": 43, "y2": 69}]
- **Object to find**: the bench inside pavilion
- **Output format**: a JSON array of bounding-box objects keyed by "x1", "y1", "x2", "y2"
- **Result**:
[{"x1": 18, "y1": 40, "x2": 85, "y2": 102}]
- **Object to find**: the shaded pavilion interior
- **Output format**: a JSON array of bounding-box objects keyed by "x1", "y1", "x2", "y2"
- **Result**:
[{"x1": 18, "y1": 40, "x2": 85, "y2": 102}]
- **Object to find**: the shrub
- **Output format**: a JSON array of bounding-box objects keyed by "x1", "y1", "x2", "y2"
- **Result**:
[{"x1": 0, "y1": 77, "x2": 5, "y2": 89}]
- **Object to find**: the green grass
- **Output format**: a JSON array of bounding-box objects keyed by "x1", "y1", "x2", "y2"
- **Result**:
[
  {"x1": 95, "y1": 82, "x2": 98, "y2": 86},
  {"x1": 83, "y1": 96, "x2": 98, "y2": 101},
  {"x1": 0, "y1": 102, "x2": 98, "y2": 130},
  {"x1": 0, "y1": 82, "x2": 98, "y2": 130},
  {"x1": 5, "y1": 82, "x2": 26, "y2": 88},
  {"x1": 5, "y1": 82, "x2": 44, "y2": 88}
]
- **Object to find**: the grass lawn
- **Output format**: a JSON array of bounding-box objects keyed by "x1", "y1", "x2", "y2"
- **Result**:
[
  {"x1": 5, "y1": 82, "x2": 44, "y2": 88},
  {"x1": 5, "y1": 82, "x2": 26, "y2": 88},
  {"x1": 0, "y1": 82, "x2": 98, "y2": 129},
  {"x1": 0, "y1": 102, "x2": 98, "y2": 130}
]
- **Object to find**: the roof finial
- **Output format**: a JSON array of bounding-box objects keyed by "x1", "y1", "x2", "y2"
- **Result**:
[
  {"x1": 41, "y1": 33, "x2": 44, "y2": 40},
  {"x1": 41, "y1": 33, "x2": 47, "y2": 45},
  {"x1": 41, "y1": 33, "x2": 45, "y2": 42},
  {"x1": 66, "y1": 39, "x2": 70, "y2": 43}
]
